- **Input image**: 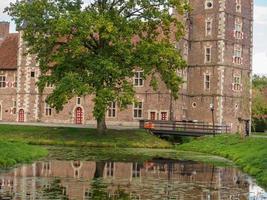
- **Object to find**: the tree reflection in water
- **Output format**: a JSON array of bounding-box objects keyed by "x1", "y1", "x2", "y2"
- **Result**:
[{"x1": 42, "y1": 179, "x2": 69, "y2": 200}]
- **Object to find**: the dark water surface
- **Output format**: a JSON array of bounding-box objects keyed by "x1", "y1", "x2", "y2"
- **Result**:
[{"x1": 0, "y1": 159, "x2": 266, "y2": 200}]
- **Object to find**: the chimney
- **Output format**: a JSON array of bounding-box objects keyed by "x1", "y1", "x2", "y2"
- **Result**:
[{"x1": 0, "y1": 22, "x2": 10, "y2": 40}]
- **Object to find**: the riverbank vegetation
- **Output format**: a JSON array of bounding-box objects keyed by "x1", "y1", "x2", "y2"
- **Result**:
[
  {"x1": 179, "y1": 134, "x2": 267, "y2": 188},
  {"x1": 0, "y1": 125, "x2": 171, "y2": 148},
  {"x1": 0, "y1": 140, "x2": 47, "y2": 168}
]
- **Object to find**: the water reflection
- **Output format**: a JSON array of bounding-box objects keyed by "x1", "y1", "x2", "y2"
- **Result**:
[{"x1": 0, "y1": 159, "x2": 265, "y2": 199}]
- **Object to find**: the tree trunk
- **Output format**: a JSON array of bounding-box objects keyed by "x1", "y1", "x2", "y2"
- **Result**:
[{"x1": 97, "y1": 117, "x2": 107, "y2": 134}]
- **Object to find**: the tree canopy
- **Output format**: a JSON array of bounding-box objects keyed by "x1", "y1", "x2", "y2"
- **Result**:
[
  {"x1": 6, "y1": 0, "x2": 188, "y2": 132},
  {"x1": 252, "y1": 75, "x2": 267, "y2": 132}
]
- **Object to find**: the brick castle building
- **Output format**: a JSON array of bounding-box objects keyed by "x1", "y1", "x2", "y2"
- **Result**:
[{"x1": 0, "y1": 0, "x2": 253, "y2": 133}]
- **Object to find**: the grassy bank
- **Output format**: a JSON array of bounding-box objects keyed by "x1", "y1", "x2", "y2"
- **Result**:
[
  {"x1": 0, "y1": 140, "x2": 47, "y2": 168},
  {"x1": 179, "y1": 134, "x2": 267, "y2": 188},
  {"x1": 0, "y1": 125, "x2": 171, "y2": 148}
]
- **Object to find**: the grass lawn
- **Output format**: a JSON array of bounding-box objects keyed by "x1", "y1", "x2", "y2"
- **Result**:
[
  {"x1": 252, "y1": 132, "x2": 267, "y2": 136},
  {"x1": 179, "y1": 134, "x2": 267, "y2": 188},
  {"x1": 0, "y1": 125, "x2": 171, "y2": 148},
  {"x1": 0, "y1": 140, "x2": 47, "y2": 168}
]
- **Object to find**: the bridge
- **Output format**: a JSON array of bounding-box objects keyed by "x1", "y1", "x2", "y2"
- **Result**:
[{"x1": 140, "y1": 120, "x2": 230, "y2": 137}]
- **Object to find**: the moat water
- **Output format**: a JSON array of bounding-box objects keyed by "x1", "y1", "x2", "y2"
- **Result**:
[{"x1": 0, "y1": 158, "x2": 266, "y2": 199}]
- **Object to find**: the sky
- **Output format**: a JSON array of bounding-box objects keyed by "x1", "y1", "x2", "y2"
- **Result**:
[{"x1": 0, "y1": 0, "x2": 266, "y2": 75}]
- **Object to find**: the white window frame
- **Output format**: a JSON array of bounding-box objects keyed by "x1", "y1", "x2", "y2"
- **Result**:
[
  {"x1": 45, "y1": 103, "x2": 52, "y2": 116},
  {"x1": 234, "y1": 18, "x2": 243, "y2": 39},
  {"x1": 232, "y1": 74, "x2": 242, "y2": 91},
  {"x1": 107, "y1": 102, "x2": 116, "y2": 118},
  {"x1": 205, "y1": 0, "x2": 213, "y2": 9},
  {"x1": 0, "y1": 75, "x2": 6, "y2": 88},
  {"x1": 205, "y1": 46, "x2": 212, "y2": 63},
  {"x1": 236, "y1": 0, "x2": 242, "y2": 12},
  {"x1": 233, "y1": 44, "x2": 242, "y2": 65},
  {"x1": 205, "y1": 18, "x2": 213, "y2": 36},
  {"x1": 133, "y1": 101, "x2": 143, "y2": 119},
  {"x1": 133, "y1": 70, "x2": 144, "y2": 87},
  {"x1": 204, "y1": 73, "x2": 211, "y2": 91}
]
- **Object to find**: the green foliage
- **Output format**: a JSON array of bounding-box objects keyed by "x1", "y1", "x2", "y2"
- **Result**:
[
  {"x1": 253, "y1": 75, "x2": 267, "y2": 90},
  {"x1": 6, "y1": 0, "x2": 188, "y2": 127},
  {"x1": 42, "y1": 179, "x2": 69, "y2": 200},
  {"x1": 179, "y1": 134, "x2": 267, "y2": 188},
  {"x1": 0, "y1": 140, "x2": 47, "y2": 168},
  {"x1": 0, "y1": 125, "x2": 171, "y2": 148},
  {"x1": 252, "y1": 75, "x2": 267, "y2": 132}
]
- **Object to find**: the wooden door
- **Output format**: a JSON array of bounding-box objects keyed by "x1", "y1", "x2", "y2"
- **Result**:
[
  {"x1": 18, "y1": 109, "x2": 24, "y2": 122},
  {"x1": 150, "y1": 112, "x2": 156, "y2": 120},
  {"x1": 75, "y1": 107, "x2": 83, "y2": 124}
]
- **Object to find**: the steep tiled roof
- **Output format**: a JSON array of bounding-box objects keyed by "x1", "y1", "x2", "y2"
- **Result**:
[{"x1": 0, "y1": 33, "x2": 19, "y2": 70}]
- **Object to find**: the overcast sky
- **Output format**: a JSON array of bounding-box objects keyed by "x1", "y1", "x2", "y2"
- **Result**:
[{"x1": 0, "y1": 0, "x2": 266, "y2": 75}]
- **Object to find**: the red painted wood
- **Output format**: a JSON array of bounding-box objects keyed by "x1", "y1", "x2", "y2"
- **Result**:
[
  {"x1": 18, "y1": 109, "x2": 24, "y2": 122},
  {"x1": 75, "y1": 107, "x2": 83, "y2": 124}
]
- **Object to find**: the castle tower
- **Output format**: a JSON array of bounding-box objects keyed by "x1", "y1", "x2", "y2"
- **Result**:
[{"x1": 185, "y1": 0, "x2": 253, "y2": 133}]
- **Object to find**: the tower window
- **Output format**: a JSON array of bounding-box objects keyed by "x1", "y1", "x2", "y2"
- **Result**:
[
  {"x1": 236, "y1": 0, "x2": 242, "y2": 12},
  {"x1": 233, "y1": 45, "x2": 242, "y2": 64},
  {"x1": 205, "y1": 0, "x2": 213, "y2": 9},
  {"x1": 205, "y1": 19, "x2": 213, "y2": 36},
  {"x1": 205, "y1": 46, "x2": 212, "y2": 63},
  {"x1": 204, "y1": 74, "x2": 211, "y2": 90},
  {"x1": 233, "y1": 75, "x2": 242, "y2": 91},
  {"x1": 234, "y1": 18, "x2": 243, "y2": 39}
]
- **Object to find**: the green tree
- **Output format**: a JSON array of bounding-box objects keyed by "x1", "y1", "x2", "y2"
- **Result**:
[
  {"x1": 252, "y1": 75, "x2": 267, "y2": 132},
  {"x1": 6, "y1": 0, "x2": 188, "y2": 133}
]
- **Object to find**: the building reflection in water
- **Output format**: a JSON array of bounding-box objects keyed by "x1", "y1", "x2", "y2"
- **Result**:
[{"x1": 0, "y1": 159, "x2": 264, "y2": 200}]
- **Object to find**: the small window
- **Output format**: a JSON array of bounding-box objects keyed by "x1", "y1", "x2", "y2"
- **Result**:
[
  {"x1": 13, "y1": 75, "x2": 17, "y2": 88},
  {"x1": 192, "y1": 102, "x2": 197, "y2": 108},
  {"x1": 233, "y1": 45, "x2": 242, "y2": 64},
  {"x1": 233, "y1": 75, "x2": 242, "y2": 91},
  {"x1": 77, "y1": 97, "x2": 81, "y2": 105},
  {"x1": 106, "y1": 162, "x2": 114, "y2": 177},
  {"x1": 12, "y1": 100, "x2": 17, "y2": 114},
  {"x1": 133, "y1": 102, "x2": 143, "y2": 119},
  {"x1": 31, "y1": 71, "x2": 35, "y2": 78},
  {"x1": 132, "y1": 163, "x2": 141, "y2": 178},
  {"x1": 204, "y1": 74, "x2": 211, "y2": 90},
  {"x1": 45, "y1": 103, "x2": 52, "y2": 116},
  {"x1": 236, "y1": 0, "x2": 241, "y2": 12},
  {"x1": 133, "y1": 71, "x2": 144, "y2": 87},
  {"x1": 84, "y1": 189, "x2": 92, "y2": 200},
  {"x1": 0, "y1": 75, "x2": 6, "y2": 88},
  {"x1": 205, "y1": 47, "x2": 211, "y2": 63},
  {"x1": 107, "y1": 102, "x2": 116, "y2": 118},
  {"x1": 234, "y1": 18, "x2": 243, "y2": 39},
  {"x1": 205, "y1": 19, "x2": 212, "y2": 36},
  {"x1": 205, "y1": 0, "x2": 213, "y2": 9}
]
